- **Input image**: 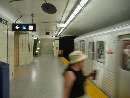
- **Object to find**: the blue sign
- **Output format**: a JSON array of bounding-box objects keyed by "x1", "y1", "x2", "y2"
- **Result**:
[{"x1": 12, "y1": 23, "x2": 36, "y2": 31}]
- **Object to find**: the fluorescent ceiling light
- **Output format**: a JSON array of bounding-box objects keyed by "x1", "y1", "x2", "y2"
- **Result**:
[
  {"x1": 65, "y1": 14, "x2": 75, "y2": 26},
  {"x1": 73, "y1": 5, "x2": 82, "y2": 16},
  {"x1": 65, "y1": 5, "x2": 82, "y2": 26},
  {"x1": 37, "y1": 47, "x2": 40, "y2": 50},
  {"x1": 36, "y1": 50, "x2": 39, "y2": 53},
  {"x1": 52, "y1": 36, "x2": 55, "y2": 38},
  {"x1": 80, "y1": 0, "x2": 89, "y2": 7},
  {"x1": 58, "y1": 28, "x2": 65, "y2": 35},
  {"x1": 57, "y1": 23, "x2": 66, "y2": 28},
  {"x1": 57, "y1": 0, "x2": 89, "y2": 36},
  {"x1": 33, "y1": 36, "x2": 37, "y2": 39}
]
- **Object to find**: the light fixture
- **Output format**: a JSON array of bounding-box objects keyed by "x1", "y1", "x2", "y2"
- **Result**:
[
  {"x1": 80, "y1": 0, "x2": 89, "y2": 7},
  {"x1": 58, "y1": 28, "x2": 65, "y2": 35},
  {"x1": 65, "y1": 5, "x2": 82, "y2": 26},
  {"x1": 52, "y1": 36, "x2": 55, "y2": 38},
  {"x1": 54, "y1": 31, "x2": 58, "y2": 34},
  {"x1": 33, "y1": 36, "x2": 37, "y2": 39},
  {"x1": 73, "y1": 5, "x2": 82, "y2": 15},
  {"x1": 37, "y1": 47, "x2": 40, "y2": 50},
  {"x1": 58, "y1": 5, "x2": 82, "y2": 36},
  {"x1": 57, "y1": 0, "x2": 89, "y2": 36},
  {"x1": 57, "y1": 23, "x2": 66, "y2": 28},
  {"x1": 36, "y1": 50, "x2": 39, "y2": 53}
]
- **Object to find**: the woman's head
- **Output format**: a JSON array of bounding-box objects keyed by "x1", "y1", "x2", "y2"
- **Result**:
[{"x1": 69, "y1": 51, "x2": 87, "y2": 69}]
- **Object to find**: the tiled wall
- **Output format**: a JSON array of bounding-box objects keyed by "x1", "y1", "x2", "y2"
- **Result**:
[
  {"x1": 40, "y1": 38, "x2": 54, "y2": 55},
  {"x1": 0, "y1": 22, "x2": 34, "y2": 79},
  {"x1": 0, "y1": 23, "x2": 7, "y2": 62},
  {"x1": 19, "y1": 32, "x2": 34, "y2": 66},
  {"x1": 53, "y1": 40, "x2": 59, "y2": 56},
  {"x1": 0, "y1": 23, "x2": 15, "y2": 80},
  {"x1": 8, "y1": 31, "x2": 15, "y2": 79}
]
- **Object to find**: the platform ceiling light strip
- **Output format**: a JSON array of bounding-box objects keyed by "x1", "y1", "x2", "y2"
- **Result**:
[
  {"x1": 58, "y1": 28, "x2": 65, "y2": 35},
  {"x1": 80, "y1": 0, "x2": 89, "y2": 7},
  {"x1": 57, "y1": 0, "x2": 89, "y2": 35}
]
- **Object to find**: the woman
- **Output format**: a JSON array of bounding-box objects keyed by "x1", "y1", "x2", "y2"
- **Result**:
[{"x1": 63, "y1": 51, "x2": 96, "y2": 98}]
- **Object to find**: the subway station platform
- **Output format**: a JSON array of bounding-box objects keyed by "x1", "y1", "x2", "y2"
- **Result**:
[
  {"x1": 1, "y1": 0, "x2": 130, "y2": 98},
  {"x1": 11, "y1": 55, "x2": 64, "y2": 98}
]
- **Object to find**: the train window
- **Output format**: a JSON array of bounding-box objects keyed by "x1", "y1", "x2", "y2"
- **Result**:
[
  {"x1": 80, "y1": 40, "x2": 85, "y2": 53},
  {"x1": 96, "y1": 41, "x2": 105, "y2": 63},
  {"x1": 122, "y1": 40, "x2": 130, "y2": 71},
  {"x1": 88, "y1": 42, "x2": 95, "y2": 60}
]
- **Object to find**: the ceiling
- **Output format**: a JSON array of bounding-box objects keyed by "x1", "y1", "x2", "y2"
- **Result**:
[
  {"x1": 0, "y1": 0, "x2": 130, "y2": 36},
  {"x1": 0, "y1": 0, "x2": 77, "y2": 36},
  {"x1": 63, "y1": 0, "x2": 130, "y2": 36}
]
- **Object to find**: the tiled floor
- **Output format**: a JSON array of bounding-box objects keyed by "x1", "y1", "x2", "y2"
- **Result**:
[{"x1": 11, "y1": 55, "x2": 64, "y2": 98}]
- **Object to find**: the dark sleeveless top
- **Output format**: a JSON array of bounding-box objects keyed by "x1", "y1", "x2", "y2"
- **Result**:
[{"x1": 64, "y1": 66, "x2": 86, "y2": 98}]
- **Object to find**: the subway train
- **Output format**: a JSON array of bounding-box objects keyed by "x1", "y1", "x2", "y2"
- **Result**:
[{"x1": 74, "y1": 21, "x2": 130, "y2": 98}]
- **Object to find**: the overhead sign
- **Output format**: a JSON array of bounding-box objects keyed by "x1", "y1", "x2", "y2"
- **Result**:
[{"x1": 12, "y1": 23, "x2": 36, "y2": 31}]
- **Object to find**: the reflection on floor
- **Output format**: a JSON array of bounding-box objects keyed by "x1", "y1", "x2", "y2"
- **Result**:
[{"x1": 11, "y1": 55, "x2": 64, "y2": 98}]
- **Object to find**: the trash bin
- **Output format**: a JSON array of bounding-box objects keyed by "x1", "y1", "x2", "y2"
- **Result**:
[{"x1": 0, "y1": 61, "x2": 9, "y2": 98}]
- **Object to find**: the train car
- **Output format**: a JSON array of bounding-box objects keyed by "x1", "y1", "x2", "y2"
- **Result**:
[{"x1": 74, "y1": 21, "x2": 130, "y2": 98}]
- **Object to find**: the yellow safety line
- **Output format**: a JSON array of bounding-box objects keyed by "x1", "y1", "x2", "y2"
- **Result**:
[
  {"x1": 60, "y1": 57, "x2": 70, "y2": 65},
  {"x1": 84, "y1": 80, "x2": 109, "y2": 98},
  {"x1": 60, "y1": 57, "x2": 109, "y2": 98}
]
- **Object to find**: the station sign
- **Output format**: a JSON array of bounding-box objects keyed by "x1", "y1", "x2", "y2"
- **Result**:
[{"x1": 12, "y1": 23, "x2": 36, "y2": 31}]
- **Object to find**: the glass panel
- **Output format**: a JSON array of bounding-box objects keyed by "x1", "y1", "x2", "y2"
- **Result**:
[
  {"x1": 80, "y1": 40, "x2": 85, "y2": 53},
  {"x1": 88, "y1": 42, "x2": 95, "y2": 60},
  {"x1": 122, "y1": 40, "x2": 130, "y2": 71},
  {"x1": 96, "y1": 41, "x2": 105, "y2": 63}
]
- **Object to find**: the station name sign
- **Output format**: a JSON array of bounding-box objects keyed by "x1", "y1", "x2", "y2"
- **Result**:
[
  {"x1": 0, "y1": 17, "x2": 8, "y2": 25},
  {"x1": 12, "y1": 23, "x2": 36, "y2": 31}
]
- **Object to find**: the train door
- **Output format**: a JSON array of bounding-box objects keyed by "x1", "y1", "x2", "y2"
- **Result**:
[
  {"x1": 118, "y1": 34, "x2": 130, "y2": 98},
  {"x1": 79, "y1": 40, "x2": 90, "y2": 74},
  {"x1": 95, "y1": 41, "x2": 105, "y2": 88},
  {"x1": 86, "y1": 41, "x2": 95, "y2": 74}
]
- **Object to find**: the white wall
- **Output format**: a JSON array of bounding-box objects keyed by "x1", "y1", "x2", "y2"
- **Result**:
[
  {"x1": 40, "y1": 38, "x2": 54, "y2": 55},
  {"x1": 0, "y1": 23, "x2": 7, "y2": 62},
  {"x1": 19, "y1": 32, "x2": 34, "y2": 66},
  {"x1": 0, "y1": 22, "x2": 15, "y2": 80},
  {"x1": 53, "y1": 39, "x2": 59, "y2": 57},
  {"x1": 8, "y1": 31, "x2": 15, "y2": 80}
]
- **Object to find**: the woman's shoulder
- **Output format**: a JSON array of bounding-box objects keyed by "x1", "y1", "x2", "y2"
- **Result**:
[
  {"x1": 64, "y1": 70, "x2": 76, "y2": 81},
  {"x1": 63, "y1": 65, "x2": 74, "y2": 76}
]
